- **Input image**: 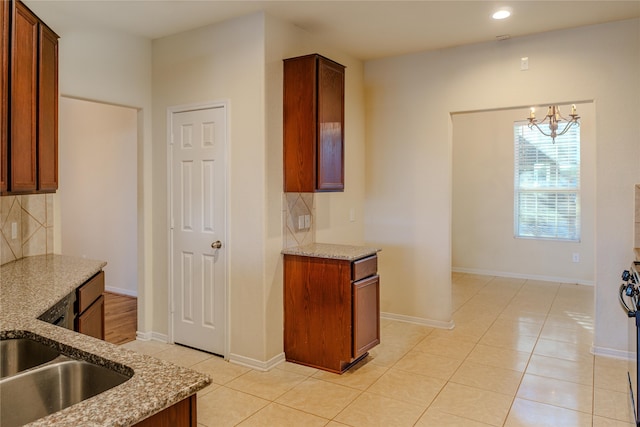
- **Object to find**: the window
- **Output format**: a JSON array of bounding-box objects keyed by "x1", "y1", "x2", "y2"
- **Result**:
[{"x1": 514, "y1": 122, "x2": 580, "y2": 241}]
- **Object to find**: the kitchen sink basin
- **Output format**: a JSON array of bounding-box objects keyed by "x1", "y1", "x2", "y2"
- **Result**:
[
  {"x1": 0, "y1": 359, "x2": 131, "y2": 427},
  {"x1": 0, "y1": 336, "x2": 132, "y2": 427},
  {"x1": 0, "y1": 337, "x2": 61, "y2": 378}
]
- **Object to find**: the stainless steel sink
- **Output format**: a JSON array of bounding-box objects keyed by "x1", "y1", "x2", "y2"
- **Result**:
[
  {"x1": 0, "y1": 337, "x2": 132, "y2": 427},
  {"x1": 0, "y1": 338, "x2": 61, "y2": 378}
]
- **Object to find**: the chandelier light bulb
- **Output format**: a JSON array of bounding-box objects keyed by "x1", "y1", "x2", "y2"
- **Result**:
[{"x1": 527, "y1": 104, "x2": 580, "y2": 143}]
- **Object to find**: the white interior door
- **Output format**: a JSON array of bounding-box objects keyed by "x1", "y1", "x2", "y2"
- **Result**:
[{"x1": 170, "y1": 105, "x2": 227, "y2": 356}]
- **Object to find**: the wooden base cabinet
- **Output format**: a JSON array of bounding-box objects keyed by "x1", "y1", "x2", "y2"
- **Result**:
[
  {"x1": 75, "y1": 271, "x2": 105, "y2": 340},
  {"x1": 133, "y1": 395, "x2": 197, "y2": 427},
  {"x1": 284, "y1": 253, "x2": 380, "y2": 374}
]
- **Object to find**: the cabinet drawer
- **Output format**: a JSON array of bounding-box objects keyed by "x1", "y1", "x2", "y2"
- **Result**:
[
  {"x1": 77, "y1": 271, "x2": 104, "y2": 314},
  {"x1": 352, "y1": 255, "x2": 377, "y2": 282}
]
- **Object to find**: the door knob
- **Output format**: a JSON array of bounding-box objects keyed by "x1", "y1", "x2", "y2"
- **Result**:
[{"x1": 211, "y1": 240, "x2": 222, "y2": 249}]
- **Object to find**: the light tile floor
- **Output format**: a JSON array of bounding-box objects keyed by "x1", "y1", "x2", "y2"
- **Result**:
[{"x1": 121, "y1": 273, "x2": 635, "y2": 426}]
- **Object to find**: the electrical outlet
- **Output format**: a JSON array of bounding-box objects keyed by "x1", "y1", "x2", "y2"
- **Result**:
[
  {"x1": 304, "y1": 215, "x2": 311, "y2": 229},
  {"x1": 298, "y1": 216, "x2": 305, "y2": 230},
  {"x1": 520, "y1": 57, "x2": 529, "y2": 71},
  {"x1": 572, "y1": 253, "x2": 580, "y2": 263},
  {"x1": 349, "y1": 208, "x2": 356, "y2": 222},
  {"x1": 11, "y1": 222, "x2": 17, "y2": 240}
]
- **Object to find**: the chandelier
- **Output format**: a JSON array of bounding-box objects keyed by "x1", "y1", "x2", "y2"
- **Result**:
[{"x1": 527, "y1": 104, "x2": 580, "y2": 143}]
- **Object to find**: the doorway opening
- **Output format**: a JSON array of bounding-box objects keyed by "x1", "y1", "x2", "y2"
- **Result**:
[{"x1": 57, "y1": 96, "x2": 139, "y2": 343}]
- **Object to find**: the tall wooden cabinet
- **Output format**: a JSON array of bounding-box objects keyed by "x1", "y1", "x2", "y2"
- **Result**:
[
  {"x1": 284, "y1": 250, "x2": 380, "y2": 374},
  {"x1": 283, "y1": 54, "x2": 345, "y2": 193},
  {"x1": 1, "y1": 0, "x2": 58, "y2": 195}
]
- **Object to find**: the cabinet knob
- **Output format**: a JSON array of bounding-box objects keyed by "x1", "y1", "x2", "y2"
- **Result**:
[{"x1": 211, "y1": 240, "x2": 223, "y2": 249}]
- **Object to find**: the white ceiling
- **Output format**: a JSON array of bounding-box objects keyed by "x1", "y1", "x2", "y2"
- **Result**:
[{"x1": 24, "y1": 0, "x2": 640, "y2": 61}]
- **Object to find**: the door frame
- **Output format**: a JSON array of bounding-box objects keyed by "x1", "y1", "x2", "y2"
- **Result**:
[{"x1": 166, "y1": 100, "x2": 230, "y2": 359}]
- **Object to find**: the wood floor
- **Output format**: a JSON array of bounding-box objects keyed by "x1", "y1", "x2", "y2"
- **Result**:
[{"x1": 104, "y1": 292, "x2": 137, "y2": 345}]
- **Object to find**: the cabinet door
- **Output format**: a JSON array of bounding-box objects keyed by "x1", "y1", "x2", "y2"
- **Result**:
[
  {"x1": 37, "y1": 23, "x2": 58, "y2": 192},
  {"x1": 77, "y1": 294, "x2": 105, "y2": 340},
  {"x1": 352, "y1": 275, "x2": 380, "y2": 357},
  {"x1": 10, "y1": 0, "x2": 38, "y2": 193},
  {"x1": 1, "y1": 0, "x2": 8, "y2": 193},
  {"x1": 316, "y1": 57, "x2": 344, "y2": 191},
  {"x1": 283, "y1": 55, "x2": 316, "y2": 193},
  {"x1": 284, "y1": 255, "x2": 353, "y2": 372}
]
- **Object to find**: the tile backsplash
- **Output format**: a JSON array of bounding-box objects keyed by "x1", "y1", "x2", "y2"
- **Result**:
[
  {"x1": 283, "y1": 193, "x2": 315, "y2": 249},
  {"x1": 1, "y1": 194, "x2": 54, "y2": 265}
]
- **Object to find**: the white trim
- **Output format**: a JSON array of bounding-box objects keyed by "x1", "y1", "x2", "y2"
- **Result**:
[
  {"x1": 166, "y1": 106, "x2": 174, "y2": 346},
  {"x1": 381, "y1": 312, "x2": 455, "y2": 330},
  {"x1": 229, "y1": 352, "x2": 286, "y2": 372},
  {"x1": 136, "y1": 331, "x2": 169, "y2": 343},
  {"x1": 592, "y1": 345, "x2": 635, "y2": 361},
  {"x1": 105, "y1": 286, "x2": 138, "y2": 298},
  {"x1": 452, "y1": 266, "x2": 595, "y2": 286},
  {"x1": 166, "y1": 101, "x2": 231, "y2": 359}
]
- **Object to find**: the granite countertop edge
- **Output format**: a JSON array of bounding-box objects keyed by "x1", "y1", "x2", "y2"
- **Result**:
[
  {"x1": 0, "y1": 254, "x2": 211, "y2": 427},
  {"x1": 281, "y1": 243, "x2": 381, "y2": 261}
]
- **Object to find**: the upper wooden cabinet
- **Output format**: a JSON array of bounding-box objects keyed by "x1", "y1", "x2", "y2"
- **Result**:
[
  {"x1": 283, "y1": 54, "x2": 345, "y2": 193},
  {"x1": 0, "y1": 0, "x2": 59, "y2": 195},
  {"x1": 1, "y1": 0, "x2": 10, "y2": 192}
]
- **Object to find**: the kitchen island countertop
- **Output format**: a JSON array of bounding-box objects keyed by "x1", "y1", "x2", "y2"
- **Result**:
[
  {"x1": 0, "y1": 254, "x2": 211, "y2": 426},
  {"x1": 281, "y1": 242, "x2": 380, "y2": 261}
]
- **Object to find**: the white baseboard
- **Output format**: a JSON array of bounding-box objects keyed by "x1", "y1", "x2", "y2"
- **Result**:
[
  {"x1": 452, "y1": 266, "x2": 595, "y2": 286},
  {"x1": 136, "y1": 331, "x2": 169, "y2": 343},
  {"x1": 381, "y1": 312, "x2": 455, "y2": 330},
  {"x1": 105, "y1": 286, "x2": 138, "y2": 297},
  {"x1": 592, "y1": 345, "x2": 636, "y2": 361},
  {"x1": 229, "y1": 352, "x2": 285, "y2": 372}
]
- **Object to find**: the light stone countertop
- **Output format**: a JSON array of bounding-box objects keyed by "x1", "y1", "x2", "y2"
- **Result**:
[
  {"x1": 0, "y1": 254, "x2": 211, "y2": 427},
  {"x1": 282, "y1": 243, "x2": 380, "y2": 261}
]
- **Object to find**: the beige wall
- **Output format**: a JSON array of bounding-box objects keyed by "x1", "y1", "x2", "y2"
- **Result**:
[
  {"x1": 46, "y1": 23, "x2": 155, "y2": 335},
  {"x1": 365, "y1": 19, "x2": 640, "y2": 353},
  {"x1": 452, "y1": 103, "x2": 596, "y2": 284}
]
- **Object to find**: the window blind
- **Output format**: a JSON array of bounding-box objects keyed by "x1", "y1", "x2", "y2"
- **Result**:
[{"x1": 514, "y1": 121, "x2": 580, "y2": 241}]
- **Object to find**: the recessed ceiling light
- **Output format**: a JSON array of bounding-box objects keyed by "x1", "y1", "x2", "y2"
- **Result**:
[{"x1": 492, "y1": 9, "x2": 512, "y2": 20}]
